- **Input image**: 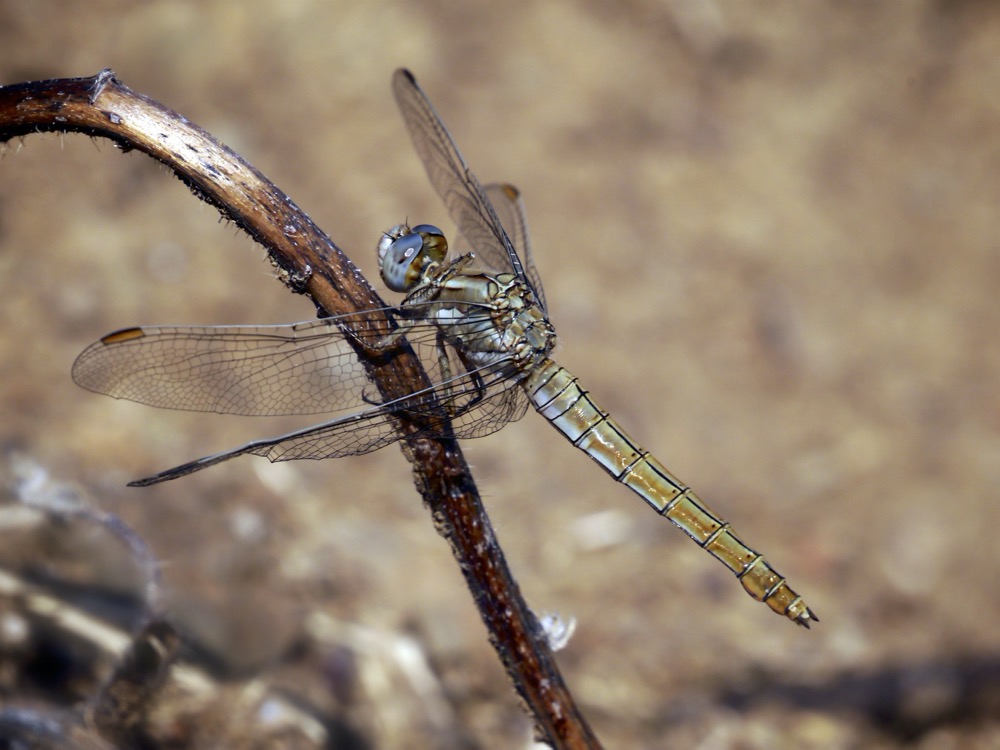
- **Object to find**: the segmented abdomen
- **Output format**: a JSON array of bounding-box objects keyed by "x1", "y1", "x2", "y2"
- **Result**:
[{"x1": 522, "y1": 358, "x2": 815, "y2": 626}]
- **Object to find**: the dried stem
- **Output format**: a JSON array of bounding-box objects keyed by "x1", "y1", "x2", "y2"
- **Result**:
[{"x1": 0, "y1": 70, "x2": 601, "y2": 747}]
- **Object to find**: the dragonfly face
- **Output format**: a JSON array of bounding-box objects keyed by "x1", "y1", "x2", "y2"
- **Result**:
[{"x1": 377, "y1": 223, "x2": 448, "y2": 292}]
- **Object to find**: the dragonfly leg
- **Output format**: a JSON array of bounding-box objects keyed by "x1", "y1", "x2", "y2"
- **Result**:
[
  {"x1": 355, "y1": 324, "x2": 407, "y2": 356},
  {"x1": 425, "y1": 253, "x2": 476, "y2": 289},
  {"x1": 430, "y1": 329, "x2": 486, "y2": 419},
  {"x1": 453, "y1": 347, "x2": 487, "y2": 414},
  {"x1": 352, "y1": 254, "x2": 479, "y2": 359},
  {"x1": 435, "y1": 328, "x2": 457, "y2": 414}
]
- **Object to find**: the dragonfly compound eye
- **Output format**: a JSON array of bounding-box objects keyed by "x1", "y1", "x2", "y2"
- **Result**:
[
  {"x1": 412, "y1": 224, "x2": 448, "y2": 266},
  {"x1": 378, "y1": 224, "x2": 448, "y2": 293}
]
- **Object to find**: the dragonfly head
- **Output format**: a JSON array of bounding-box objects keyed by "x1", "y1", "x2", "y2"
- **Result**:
[{"x1": 377, "y1": 223, "x2": 448, "y2": 292}]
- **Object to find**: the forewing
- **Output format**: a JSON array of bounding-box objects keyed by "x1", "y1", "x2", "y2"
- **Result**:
[
  {"x1": 467, "y1": 183, "x2": 547, "y2": 313},
  {"x1": 72, "y1": 318, "x2": 385, "y2": 416},
  {"x1": 73, "y1": 304, "x2": 531, "y2": 425},
  {"x1": 392, "y1": 70, "x2": 544, "y2": 305}
]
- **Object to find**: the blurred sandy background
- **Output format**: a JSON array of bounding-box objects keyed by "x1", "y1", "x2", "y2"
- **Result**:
[{"x1": 1, "y1": 1, "x2": 998, "y2": 748}]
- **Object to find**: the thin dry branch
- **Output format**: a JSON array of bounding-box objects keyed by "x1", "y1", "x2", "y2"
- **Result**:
[{"x1": 0, "y1": 69, "x2": 601, "y2": 747}]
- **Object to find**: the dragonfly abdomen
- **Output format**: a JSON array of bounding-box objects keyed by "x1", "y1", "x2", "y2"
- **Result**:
[{"x1": 523, "y1": 358, "x2": 816, "y2": 627}]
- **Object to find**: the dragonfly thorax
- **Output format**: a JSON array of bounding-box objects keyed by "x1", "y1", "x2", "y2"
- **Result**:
[
  {"x1": 377, "y1": 223, "x2": 448, "y2": 292},
  {"x1": 477, "y1": 274, "x2": 557, "y2": 371}
]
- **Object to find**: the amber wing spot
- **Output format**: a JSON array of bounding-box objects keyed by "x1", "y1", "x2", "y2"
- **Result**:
[
  {"x1": 100, "y1": 327, "x2": 147, "y2": 345},
  {"x1": 498, "y1": 184, "x2": 520, "y2": 201}
]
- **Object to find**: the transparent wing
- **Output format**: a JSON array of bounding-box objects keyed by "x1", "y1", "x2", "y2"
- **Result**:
[
  {"x1": 72, "y1": 305, "x2": 523, "y2": 419},
  {"x1": 74, "y1": 316, "x2": 387, "y2": 417},
  {"x1": 455, "y1": 183, "x2": 547, "y2": 314},
  {"x1": 129, "y1": 360, "x2": 528, "y2": 485},
  {"x1": 238, "y1": 363, "x2": 528, "y2": 460},
  {"x1": 392, "y1": 70, "x2": 546, "y2": 308},
  {"x1": 74, "y1": 308, "x2": 531, "y2": 484}
]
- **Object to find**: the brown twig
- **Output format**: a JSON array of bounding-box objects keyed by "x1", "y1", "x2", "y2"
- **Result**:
[{"x1": 0, "y1": 70, "x2": 602, "y2": 747}]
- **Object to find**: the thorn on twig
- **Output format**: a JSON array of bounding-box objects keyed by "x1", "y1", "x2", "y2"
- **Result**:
[{"x1": 88, "y1": 68, "x2": 117, "y2": 105}]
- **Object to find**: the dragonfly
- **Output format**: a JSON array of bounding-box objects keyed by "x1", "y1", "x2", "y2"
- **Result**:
[{"x1": 73, "y1": 69, "x2": 816, "y2": 627}]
